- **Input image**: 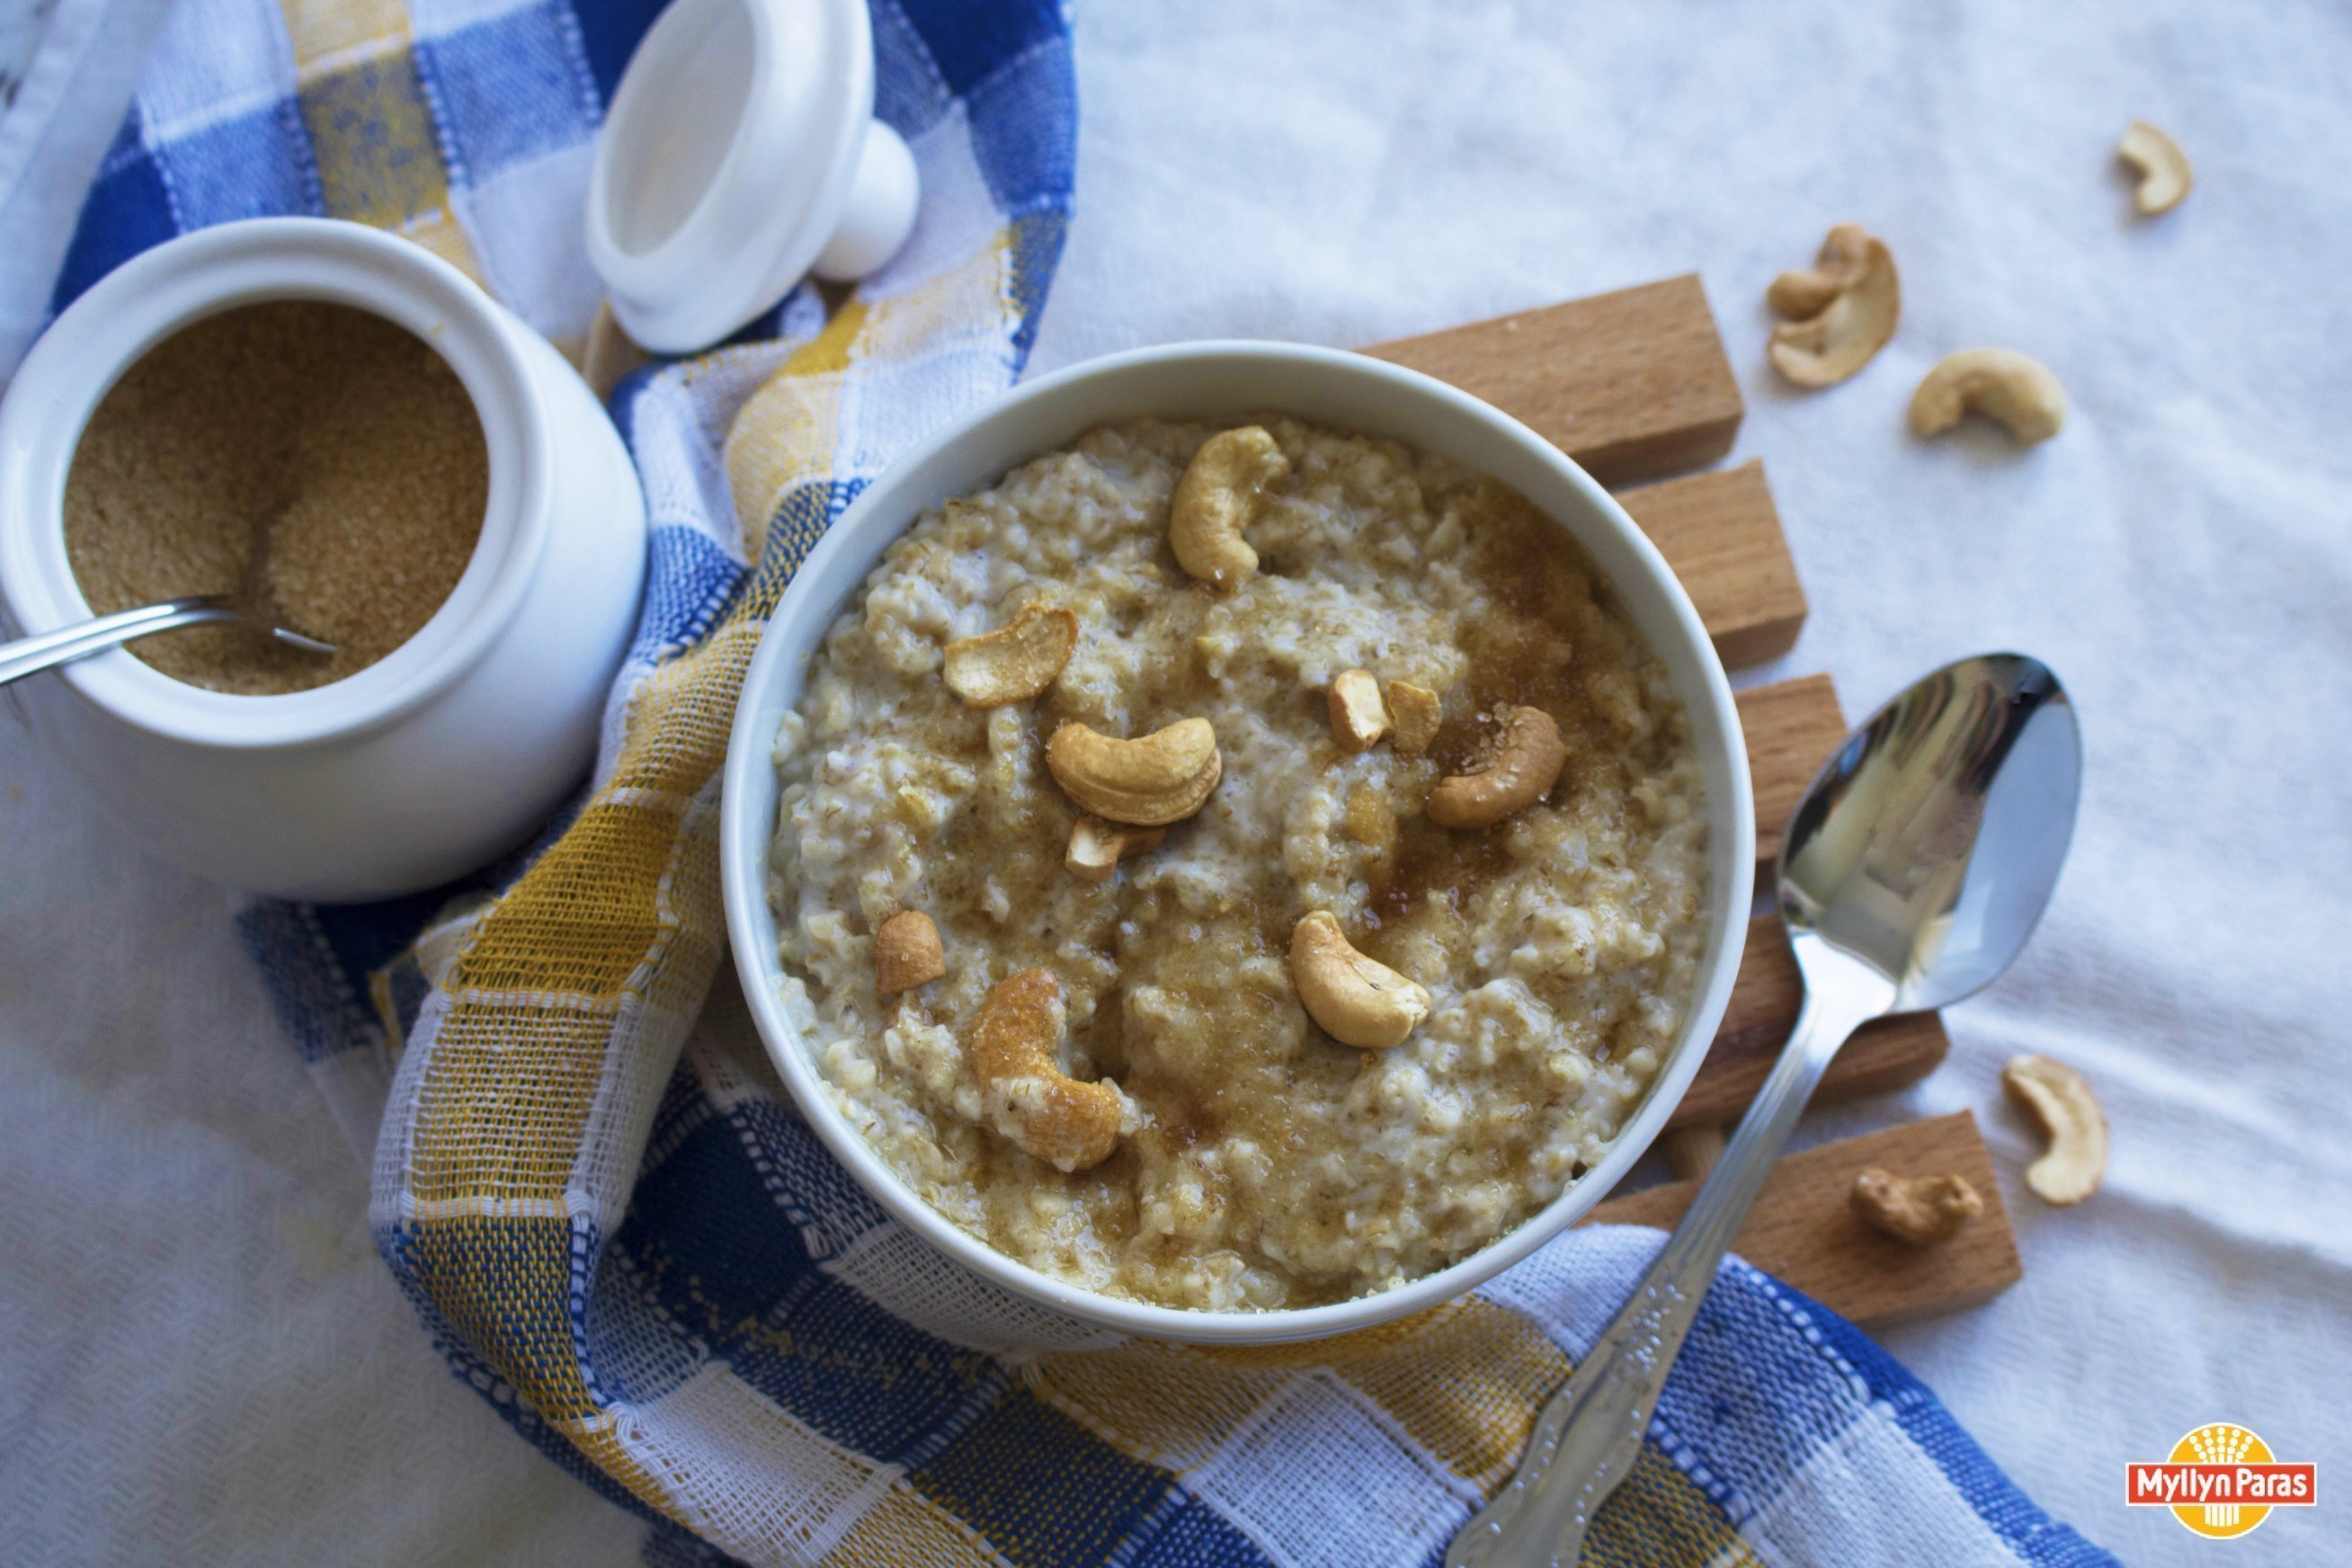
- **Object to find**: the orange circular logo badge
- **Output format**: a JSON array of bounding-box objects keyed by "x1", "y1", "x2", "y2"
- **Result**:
[
  {"x1": 2169, "y1": 1425, "x2": 2276, "y2": 1539},
  {"x1": 2126, "y1": 1423, "x2": 2316, "y2": 1539}
]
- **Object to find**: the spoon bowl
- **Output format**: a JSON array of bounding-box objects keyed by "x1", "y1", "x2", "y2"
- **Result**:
[
  {"x1": 0, "y1": 594, "x2": 334, "y2": 690},
  {"x1": 1783, "y1": 653, "x2": 2081, "y2": 1013}
]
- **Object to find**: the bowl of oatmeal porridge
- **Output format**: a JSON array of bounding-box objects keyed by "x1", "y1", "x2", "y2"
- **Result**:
[{"x1": 719, "y1": 342, "x2": 1753, "y2": 1343}]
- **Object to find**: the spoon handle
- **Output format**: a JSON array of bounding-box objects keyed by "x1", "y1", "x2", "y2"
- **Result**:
[
  {"x1": 1447, "y1": 947, "x2": 1890, "y2": 1568},
  {"x1": 0, "y1": 597, "x2": 242, "y2": 687}
]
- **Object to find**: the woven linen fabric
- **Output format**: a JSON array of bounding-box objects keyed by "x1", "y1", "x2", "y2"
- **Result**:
[{"x1": 43, "y1": 0, "x2": 2128, "y2": 1564}]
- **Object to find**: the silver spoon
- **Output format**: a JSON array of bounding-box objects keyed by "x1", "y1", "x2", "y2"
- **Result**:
[
  {"x1": 1448, "y1": 652, "x2": 2082, "y2": 1568},
  {"x1": 0, "y1": 519, "x2": 334, "y2": 688},
  {"x1": 0, "y1": 595, "x2": 335, "y2": 687}
]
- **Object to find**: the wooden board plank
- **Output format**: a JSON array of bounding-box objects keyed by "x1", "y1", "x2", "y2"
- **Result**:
[
  {"x1": 1361, "y1": 275, "x2": 1744, "y2": 486},
  {"x1": 1673, "y1": 916, "x2": 1951, "y2": 1132},
  {"x1": 1587, "y1": 1112, "x2": 2022, "y2": 1328},
  {"x1": 1736, "y1": 673, "x2": 1848, "y2": 869},
  {"x1": 1618, "y1": 461, "x2": 1808, "y2": 667}
]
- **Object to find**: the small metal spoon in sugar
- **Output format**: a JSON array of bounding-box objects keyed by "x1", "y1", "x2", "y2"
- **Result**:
[{"x1": 0, "y1": 520, "x2": 334, "y2": 688}]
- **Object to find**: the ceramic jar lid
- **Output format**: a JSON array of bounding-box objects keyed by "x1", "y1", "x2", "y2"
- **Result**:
[{"x1": 584, "y1": 0, "x2": 920, "y2": 353}]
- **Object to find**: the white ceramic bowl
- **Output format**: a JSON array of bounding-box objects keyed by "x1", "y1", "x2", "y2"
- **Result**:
[
  {"x1": 719, "y1": 343, "x2": 1754, "y2": 1343},
  {"x1": 0, "y1": 218, "x2": 647, "y2": 900}
]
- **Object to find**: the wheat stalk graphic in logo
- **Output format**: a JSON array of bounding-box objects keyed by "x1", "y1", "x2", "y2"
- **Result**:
[{"x1": 2186, "y1": 1423, "x2": 2257, "y2": 1529}]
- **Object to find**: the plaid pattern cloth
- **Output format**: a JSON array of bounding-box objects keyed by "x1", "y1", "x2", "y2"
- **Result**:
[{"x1": 49, "y1": 2, "x2": 2124, "y2": 1564}]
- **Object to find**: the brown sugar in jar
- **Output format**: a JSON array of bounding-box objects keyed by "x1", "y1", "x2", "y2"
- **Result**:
[{"x1": 62, "y1": 299, "x2": 488, "y2": 696}]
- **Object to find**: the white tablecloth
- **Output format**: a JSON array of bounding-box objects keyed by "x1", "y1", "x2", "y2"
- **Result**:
[{"x1": 4, "y1": 1, "x2": 2348, "y2": 1562}]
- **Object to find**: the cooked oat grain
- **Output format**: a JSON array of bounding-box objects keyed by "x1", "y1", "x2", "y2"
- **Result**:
[{"x1": 769, "y1": 417, "x2": 1710, "y2": 1312}]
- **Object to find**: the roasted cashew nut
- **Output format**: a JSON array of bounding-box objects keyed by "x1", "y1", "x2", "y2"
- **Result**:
[
  {"x1": 873, "y1": 909, "x2": 943, "y2": 995},
  {"x1": 1767, "y1": 223, "x2": 1901, "y2": 388},
  {"x1": 967, "y1": 967, "x2": 1126, "y2": 1172},
  {"x1": 2118, "y1": 120, "x2": 2191, "y2": 216},
  {"x1": 2003, "y1": 1054, "x2": 2107, "y2": 1206},
  {"x1": 1065, "y1": 815, "x2": 1166, "y2": 882},
  {"x1": 1289, "y1": 911, "x2": 1431, "y2": 1049},
  {"x1": 1850, "y1": 1168, "x2": 1984, "y2": 1247},
  {"x1": 1766, "y1": 221, "x2": 1877, "y2": 319},
  {"x1": 1046, "y1": 717, "x2": 1223, "y2": 826},
  {"x1": 1910, "y1": 350, "x2": 2066, "y2": 446},
  {"x1": 1327, "y1": 669, "x2": 1391, "y2": 753},
  {"x1": 942, "y1": 602, "x2": 1078, "y2": 708},
  {"x1": 1385, "y1": 680, "x2": 1442, "y2": 757},
  {"x1": 1169, "y1": 426, "x2": 1289, "y2": 590},
  {"x1": 1424, "y1": 705, "x2": 1568, "y2": 829}
]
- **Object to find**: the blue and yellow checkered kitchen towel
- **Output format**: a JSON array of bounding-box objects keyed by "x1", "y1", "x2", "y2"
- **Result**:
[{"x1": 49, "y1": 1, "x2": 2123, "y2": 1563}]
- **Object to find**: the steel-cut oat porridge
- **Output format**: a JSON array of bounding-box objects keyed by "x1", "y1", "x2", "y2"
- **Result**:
[{"x1": 766, "y1": 416, "x2": 1709, "y2": 1312}]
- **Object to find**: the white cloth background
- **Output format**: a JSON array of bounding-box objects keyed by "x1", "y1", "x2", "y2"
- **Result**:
[{"x1": 4, "y1": 1, "x2": 2348, "y2": 1563}]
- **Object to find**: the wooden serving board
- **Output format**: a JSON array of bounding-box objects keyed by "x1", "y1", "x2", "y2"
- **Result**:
[
  {"x1": 1365, "y1": 277, "x2": 1744, "y2": 486},
  {"x1": 1618, "y1": 463, "x2": 1808, "y2": 668},
  {"x1": 1365, "y1": 283, "x2": 2018, "y2": 1326},
  {"x1": 1583, "y1": 1113, "x2": 2022, "y2": 1329}
]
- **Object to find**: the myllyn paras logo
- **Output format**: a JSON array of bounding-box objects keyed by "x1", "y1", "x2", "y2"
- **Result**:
[{"x1": 2125, "y1": 1423, "x2": 2316, "y2": 1539}]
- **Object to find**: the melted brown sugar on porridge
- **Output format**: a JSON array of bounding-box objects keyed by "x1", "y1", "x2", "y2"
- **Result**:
[{"x1": 770, "y1": 417, "x2": 1708, "y2": 1311}]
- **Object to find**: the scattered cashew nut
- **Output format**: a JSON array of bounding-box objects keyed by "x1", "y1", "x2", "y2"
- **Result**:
[
  {"x1": 1289, "y1": 911, "x2": 1431, "y2": 1049},
  {"x1": 1328, "y1": 669, "x2": 1391, "y2": 753},
  {"x1": 1850, "y1": 1168, "x2": 1984, "y2": 1247},
  {"x1": 967, "y1": 967, "x2": 1126, "y2": 1172},
  {"x1": 1169, "y1": 426, "x2": 1289, "y2": 590},
  {"x1": 1910, "y1": 349, "x2": 2066, "y2": 446},
  {"x1": 1766, "y1": 221, "x2": 1876, "y2": 318},
  {"x1": 1065, "y1": 815, "x2": 1166, "y2": 882},
  {"x1": 1767, "y1": 223, "x2": 1901, "y2": 388},
  {"x1": 2003, "y1": 1054, "x2": 2107, "y2": 1206},
  {"x1": 2118, "y1": 120, "x2": 2191, "y2": 216},
  {"x1": 1425, "y1": 705, "x2": 1568, "y2": 829},
  {"x1": 1385, "y1": 680, "x2": 1442, "y2": 757},
  {"x1": 873, "y1": 910, "x2": 944, "y2": 995},
  {"x1": 941, "y1": 602, "x2": 1078, "y2": 708},
  {"x1": 1046, "y1": 717, "x2": 1223, "y2": 826}
]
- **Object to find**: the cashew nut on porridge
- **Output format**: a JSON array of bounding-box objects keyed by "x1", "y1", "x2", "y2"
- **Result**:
[{"x1": 767, "y1": 416, "x2": 1709, "y2": 1312}]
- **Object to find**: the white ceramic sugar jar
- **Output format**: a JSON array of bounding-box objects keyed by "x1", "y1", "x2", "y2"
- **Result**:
[{"x1": 0, "y1": 218, "x2": 647, "y2": 901}]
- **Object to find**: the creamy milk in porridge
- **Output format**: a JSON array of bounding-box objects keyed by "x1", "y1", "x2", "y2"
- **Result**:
[{"x1": 767, "y1": 417, "x2": 1708, "y2": 1312}]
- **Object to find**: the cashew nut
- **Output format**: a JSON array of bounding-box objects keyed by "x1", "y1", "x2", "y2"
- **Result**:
[
  {"x1": 2118, "y1": 120, "x2": 2191, "y2": 216},
  {"x1": 1385, "y1": 680, "x2": 1442, "y2": 757},
  {"x1": 1169, "y1": 426, "x2": 1289, "y2": 590},
  {"x1": 1767, "y1": 224, "x2": 1901, "y2": 388},
  {"x1": 1910, "y1": 349, "x2": 2066, "y2": 446},
  {"x1": 1328, "y1": 669, "x2": 1391, "y2": 753},
  {"x1": 1046, "y1": 717, "x2": 1223, "y2": 826},
  {"x1": 1766, "y1": 221, "x2": 1876, "y2": 319},
  {"x1": 873, "y1": 909, "x2": 944, "y2": 996},
  {"x1": 2003, "y1": 1054, "x2": 2107, "y2": 1206},
  {"x1": 1065, "y1": 815, "x2": 1166, "y2": 882},
  {"x1": 941, "y1": 603, "x2": 1078, "y2": 708},
  {"x1": 1425, "y1": 705, "x2": 1568, "y2": 829},
  {"x1": 1289, "y1": 911, "x2": 1431, "y2": 1049},
  {"x1": 967, "y1": 967, "x2": 1126, "y2": 1172},
  {"x1": 1850, "y1": 1168, "x2": 1984, "y2": 1247}
]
